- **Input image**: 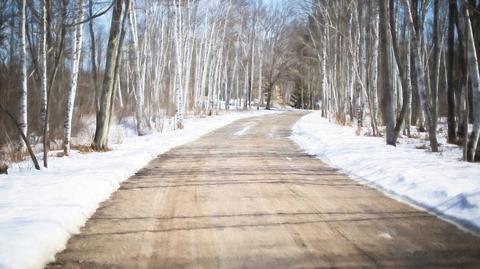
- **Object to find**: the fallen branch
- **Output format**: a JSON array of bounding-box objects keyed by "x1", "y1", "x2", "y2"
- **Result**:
[{"x1": 0, "y1": 104, "x2": 40, "y2": 170}]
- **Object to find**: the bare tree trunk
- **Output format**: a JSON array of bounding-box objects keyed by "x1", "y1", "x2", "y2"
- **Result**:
[
  {"x1": 266, "y1": 84, "x2": 273, "y2": 110},
  {"x1": 92, "y1": 0, "x2": 124, "y2": 150},
  {"x1": 405, "y1": 37, "x2": 413, "y2": 137},
  {"x1": 356, "y1": 2, "x2": 367, "y2": 134},
  {"x1": 18, "y1": 0, "x2": 28, "y2": 148},
  {"x1": 369, "y1": 2, "x2": 380, "y2": 136},
  {"x1": 460, "y1": 1, "x2": 480, "y2": 161},
  {"x1": 249, "y1": 11, "x2": 256, "y2": 109},
  {"x1": 243, "y1": 63, "x2": 249, "y2": 110},
  {"x1": 200, "y1": 14, "x2": 217, "y2": 113},
  {"x1": 63, "y1": 0, "x2": 84, "y2": 155},
  {"x1": 322, "y1": 24, "x2": 328, "y2": 117},
  {"x1": 39, "y1": 0, "x2": 47, "y2": 136},
  {"x1": 431, "y1": 0, "x2": 440, "y2": 130},
  {"x1": 229, "y1": 50, "x2": 239, "y2": 110},
  {"x1": 379, "y1": 0, "x2": 395, "y2": 145},
  {"x1": 128, "y1": 0, "x2": 146, "y2": 134},
  {"x1": 257, "y1": 35, "x2": 264, "y2": 110},
  {"x1": 458, "y1": 33, "x2": 469, "y2": 160},
  {"x1": 403, "y1": 0, "x2": 439, "y2": 152},
  {"x1": 390, "y1": 0, "x2": 411, "y2": 143},
  {"x1": 89, "y1": 0, "x2": 100, "y2": 112},
  {"x1": 447, "y1": 0, "x2": 457, "y2": 143},
  {"x1": 109, "y1": 0, "x2": 129, "y2": 131}
]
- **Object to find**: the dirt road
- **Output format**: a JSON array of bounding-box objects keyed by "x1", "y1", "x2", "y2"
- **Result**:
[{"x1": 47, "y1": 112, "x2": 480, "y2": 269}]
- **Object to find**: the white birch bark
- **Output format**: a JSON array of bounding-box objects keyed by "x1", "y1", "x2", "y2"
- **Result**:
[
  {"x1": 322, "y1": 25, "x2": 328, "y2": 117},
  {"x1": 222, "y1": 48, "x2": 230, "y2": 110},
  {"x1": 63, "y1": 0, "x2": 84, "y2": 155},
  {"x1": 200, "y1": 5, "x2": 217, "y2": 113},
  {"x1": 257, "y1": 34, "x2": 264, "y2": 109},
  {"x1": 128, "y1": 0, "x2": 145, "y2": 135},
  {"x1": 40, "y1": 0, "x2": 47, "y2": 133},
  {"x1": 18, "y1": 0, "x2": 28, "y2": 145},
  {"x1": 405, "y1": 37, "x2": 412, "y2": 136},
  {"x1": 369, "y1": 5, "x2": 379, "y2": 135},
  {"x1": 243, "y1": 62, "x2": 249, "y2": 110},
  {"x1": 213, "y1": 51, "x2": 222, "y2": 113},
  {"x1": 183, "y1": 2, "x2": 197, "y2": 113},
  {"x1": 117, "y1": 75, "x2": 123, "y2": 108},
  {"x1": 403, "y1": 0, "x2": 439, "y2": 152},
  {"x1": 460, "y1": 1, "x2": 480, "y2": 161},
  {"x1": 194, "y1": 1, "x2": 210, "y2": 112},
  {"x1": 249, "y1": 11, "x2": 256, "y2": 109},
  {"x1": 358, "y1": 3, "x2": 367, "y2": 130},
  {"x1": 173, "y1": 0, "x2": 185, "y2": 127},
  {"x1": 230, "y1": 47, "x2": 239, "y2": 110},
  {"x1": 212, "y1": 1, "x2": 232, "y2": 113}
]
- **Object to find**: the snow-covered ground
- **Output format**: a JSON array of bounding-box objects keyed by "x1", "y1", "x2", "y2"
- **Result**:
[
  {"x1": 0, "y1": 110, "x2": 280, "y2": 269},
  {"x1": 292, "y1": 111, "x2": 480, "y2": 233}
]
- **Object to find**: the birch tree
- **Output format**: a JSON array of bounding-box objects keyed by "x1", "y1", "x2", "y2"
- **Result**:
[
  {"x1": 356, "y1": 1, "x2": 367, "y2": 134},
  {"x1": 390, "y1": 0, "x2": 411, "y2": 143},
  {"x1": 39, "y1": 0, "x2": 47, "y2": 137},
  {"x1": 403, "y1": 0, "x2": 439, "y2": 152},
  {"x1": 63, "y1": 0, "x2": 84, "y2": 155},
  {"x1": 431, "y1": 0, "x2": 440, "y2": 128},
  {"x1": 257, "y1": 31, "x2": 265, "y2": 109},
  {"x1": 18, "y1": 0, "x2": 27, "y2": 148},
  {"x1": 368, "y1": 1, "x2": 380, "y2": 136},
  {"x1": 460, "y1": 1, "x2": 480, "y2": 161},
  {"x1": 128, "y1": 0, "x2": 146, "y2": 134}
]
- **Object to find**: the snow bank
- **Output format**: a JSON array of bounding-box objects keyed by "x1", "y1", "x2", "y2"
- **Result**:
[
  {"x1": 291, "y1": 111, "x2": 480, "y2": 232},
  {"x1": 0, "y1": 110, "x2": 279, "y2": 269}
]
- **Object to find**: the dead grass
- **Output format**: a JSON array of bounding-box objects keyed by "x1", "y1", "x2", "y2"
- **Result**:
[
  {"x1": 0, "y1": 163, "x2": 8, "y2": 174},
  {"x1": 71, "y1": 144, "x2": 111, "y2": 154}
]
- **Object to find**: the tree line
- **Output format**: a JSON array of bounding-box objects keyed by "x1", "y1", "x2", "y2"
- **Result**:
[
  {"x1": 1, "y1": 0, "x2": 479, "y2": 169},
  {"x1": 0, "y1": 0, "x2": 296, "y2": 169},
  {"x1": 297, "y1": 0, "x2": 480, "y2": 162}
]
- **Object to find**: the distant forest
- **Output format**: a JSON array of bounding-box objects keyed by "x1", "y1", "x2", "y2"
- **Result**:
[{"x1": 0, "y1": 0, "x2": 480, "y2": 165}]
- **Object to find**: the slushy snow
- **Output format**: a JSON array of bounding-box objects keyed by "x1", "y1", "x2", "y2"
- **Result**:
[
  {"x1": 292, "y1": 111, "x2": 480, "y2": 233},
  {"x1": 0, "y1": 110, "x2": 279, "y2": 269}
]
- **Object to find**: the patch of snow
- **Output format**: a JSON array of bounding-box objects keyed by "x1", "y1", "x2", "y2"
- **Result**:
[
  {"x1": 291, "y1": 111, "x2": 480, "y2": 233},
  {"x1": 0, "y1": 110, "x2": 281, "y2": 269},
  {"x1": 233, "y1": 121, "x2": 258, "y2": 137},
  {"x1": 234, "y1": 125, "x2": 251, "y2": 136},
  {"x1": 378, "y1": 233, "x2": 393, "y2": 240}
]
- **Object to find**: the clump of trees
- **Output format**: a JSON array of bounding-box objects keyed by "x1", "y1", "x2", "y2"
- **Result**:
[
  {"x1": 298, "y1": 0, "x2": 480, "y2": 162},
  {"x1": 0, "y1": 0, "x2": 296, "y2": 168}
]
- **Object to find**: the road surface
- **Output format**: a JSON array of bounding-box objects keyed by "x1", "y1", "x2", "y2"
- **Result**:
[{"x1": 47, "y1": 112, "x2": 480, "y2": 269}]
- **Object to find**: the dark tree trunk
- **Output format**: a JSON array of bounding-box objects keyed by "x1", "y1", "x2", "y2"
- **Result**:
[
  {"x1": 92, "y1": 0, "x2": 124, "y2": 150},
  {"x1": 431, "y1": 0, "x2": 440, "y2": 131},
  {"x1": 447, "y1": 0, "x2": 457, "y2": 143},
  {"x1": 266, "y1": 84, "x2": 273, "y2": 110},
  {"x1": 380, "y1": 0, "x2": 396, "y2": 145},
  {"x1": 89, "y1": 0, "x2": 100, "y2": 112}
]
